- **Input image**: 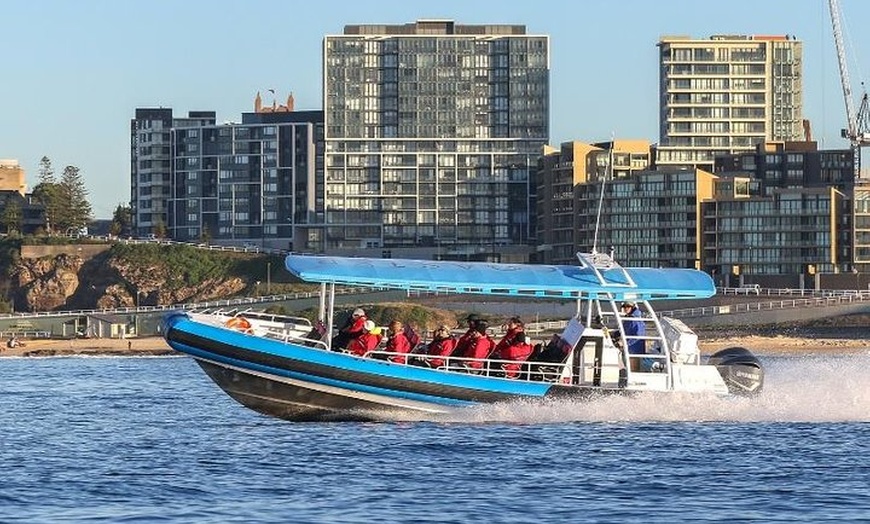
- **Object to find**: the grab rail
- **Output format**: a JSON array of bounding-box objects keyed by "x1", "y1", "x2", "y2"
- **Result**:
[{"x1": 361, "y1": 349, "x2": 570, "y2": 383}]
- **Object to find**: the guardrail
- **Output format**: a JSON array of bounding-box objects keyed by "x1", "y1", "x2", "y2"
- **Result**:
[
  {"x1": 719, "y1": 287, "x2": 868, "y2": 298},
  {"x1": 116, "y1": 237, "x2": 288, "y2": 256},
  {"x1": 0, "y1": 330, "x2": 51, "y2": 339},
  {"x1": 661, "y1": 291, "x2": 870, "y2": 319}
]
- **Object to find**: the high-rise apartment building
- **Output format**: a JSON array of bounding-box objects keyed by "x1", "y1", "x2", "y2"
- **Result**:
[
  {"x1": 322, "y1": 19, "x2": 549, "y2": 259},
  {"x1": 131, "y1": 109, "x2": 216, "y2": 237},
  {"x1": 169, "y1": 109, "x2": 323, "y2": 247},
  {"x1": 656, "y1": 34, "x2": 803, "y2": 172},
  {"x1": 132, "y1": 100, "x2": 323, "y2": 248}
]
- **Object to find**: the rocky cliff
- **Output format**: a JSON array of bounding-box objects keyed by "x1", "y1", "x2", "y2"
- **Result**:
[{"x1": 9, "y1": 245, "x2": 254, "y2": 312}]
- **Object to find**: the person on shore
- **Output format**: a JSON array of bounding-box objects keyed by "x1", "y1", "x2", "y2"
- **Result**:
[
  {"x1": 383, "y1": 320, "x2": 412, "y2": 364},
  {"x1": 420, "y1": 325, "x2": 457, "y2": 368},
  {"x1": 347, "y1": 320, "x2": 383, "y2": 357},
  {"x1": 491, "y1": 318, "x2": 533, "y2": 378},
  {"x1": 332, "y1": 308, "x2": 367, "y2": 350}
]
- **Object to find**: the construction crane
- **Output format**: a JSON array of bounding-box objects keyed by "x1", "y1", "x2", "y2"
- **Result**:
[{"x1": 828, "y1": 0, "x2": 870, "y2": 179}]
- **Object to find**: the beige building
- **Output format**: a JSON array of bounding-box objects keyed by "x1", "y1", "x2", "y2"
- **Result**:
[
  {"x1": 702, "y1": 182, "x2": 847, "y2": 282},
  {"x1": 536, "y1": 140, "x2": 651, "y2": 264},
  {"x1": 656, "y1": 34, "x2": 803, "y2": 172},
  {"x1": 0, "y1": 159, "x2": 26, "y2": 195},
  {"x1": 853, "y1": 182, "x2": 870, "y2": 270}
]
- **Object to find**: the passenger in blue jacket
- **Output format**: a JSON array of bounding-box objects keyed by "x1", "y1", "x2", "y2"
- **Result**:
[{"x1": 620, "y1": 301, "x2": 646, "y2": 369}]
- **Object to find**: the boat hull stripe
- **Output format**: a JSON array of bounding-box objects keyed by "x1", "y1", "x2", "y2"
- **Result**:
[{"x1": 166, "y1": 322, "x2": 535, "y2": 404}]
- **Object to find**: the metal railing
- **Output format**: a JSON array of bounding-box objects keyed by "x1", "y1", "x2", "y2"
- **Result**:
[{"x1": 660, "y1": 291, "x2": 870, "y2": 320}]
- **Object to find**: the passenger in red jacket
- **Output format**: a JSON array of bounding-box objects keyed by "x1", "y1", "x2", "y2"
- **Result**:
[
  {"x1": 347, "y1": 320, "x2": 382, "y2": 357},
  {"x1": 491, "y1": 318, "x2": 533, "y2": 378},
  {"x1": 332, "y1": 308, "x2": 367, "y2": 350},
  {"x1": 492, "y1": 317, "x2": 524, "y2": 358},
  {"x1": 452, "y1": 314, "x2": 482, "y2": 358},
  {"x1": 384, "y1": 320, "x2": 412, "y2": 364},
  {"x1": 423, "y1": 325, "x2": 457, "y2": 368},
  {"x1": 461, "y1": 320, "x2": 494, "y2": 370}
]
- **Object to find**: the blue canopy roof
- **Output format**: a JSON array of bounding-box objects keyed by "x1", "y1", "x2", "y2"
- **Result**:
[{"x1": 285, "y1": 255, "x2": 715, "y2": 301}]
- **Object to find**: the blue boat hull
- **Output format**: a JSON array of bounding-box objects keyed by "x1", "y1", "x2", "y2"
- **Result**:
[{"x1": 162, "y1": 312, "x2": 623, "y2": 422}]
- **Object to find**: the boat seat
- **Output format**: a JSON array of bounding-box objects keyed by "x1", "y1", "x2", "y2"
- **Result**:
[{"x1": 299, "y1": 321, "x2": 328, "y2": 347}]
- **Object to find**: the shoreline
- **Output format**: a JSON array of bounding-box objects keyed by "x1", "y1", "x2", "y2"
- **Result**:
[{"x1": 0, "y1": 333, "x2": 867, "y2": 359}]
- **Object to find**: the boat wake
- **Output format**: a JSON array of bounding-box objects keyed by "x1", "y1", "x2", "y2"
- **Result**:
[{"x1": 427, "y1": 353, "x2": 870, "y2": 424}]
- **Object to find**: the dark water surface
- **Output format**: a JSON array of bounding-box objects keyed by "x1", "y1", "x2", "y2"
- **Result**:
[{"x1": 1, "y1": 354, "x2": 869, "y2": 523}]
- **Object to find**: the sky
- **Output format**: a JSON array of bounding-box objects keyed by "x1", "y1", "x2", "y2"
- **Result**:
[{"x1": 2, "y1": 0, "x2": 870, "y2": 219}]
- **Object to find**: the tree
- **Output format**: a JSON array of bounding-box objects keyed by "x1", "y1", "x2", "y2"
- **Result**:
[
  {"x1": 32, "y1": 159, "x2": 93, "y2": 236},
  {"x1": 110, "y1": 204, "x2": 133, "y2": 238},
  {"x1": 31, "y1": 181, "x2": 62, "y2": 235},
  {"x1": 38, "y1": 156, "x2": 56, "y2": 185},
  {"x1": 200, "y1": 224, "x2": 211, "y2": 245},
  {"x1": 153, "y1": 217, "x2": 167, "y2": 238},
  {"x1": 0, "y1": 198, "x2": 22, "y2": 235},
  {"x1": 58, "y1": 165, "x2": 92, "y2": 233}
]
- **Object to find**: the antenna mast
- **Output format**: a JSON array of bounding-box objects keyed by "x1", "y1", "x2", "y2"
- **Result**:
[{"x1": 591, "y1": 143, "x2": 613, "y2": 255}]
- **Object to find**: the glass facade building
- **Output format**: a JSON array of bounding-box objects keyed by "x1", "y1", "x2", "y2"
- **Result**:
[
  {"x1": 168, "y1": 111, "x2": 323, "y2": 247},
  {"x1": 322, "y1": 20, "x2": 549, "y2": 258},
  {"x1": 131, "y1": 109, "x2": 215, "y2": 238},
  {"x1": 132, "y1": 106, "x2": 323, "y2": 248},
  {"x1": 574, "y1": 168, "x2": 715, "y2": 269},
  {"x1": 701, "y1": 185, "x2": 846, "y2": 279}
]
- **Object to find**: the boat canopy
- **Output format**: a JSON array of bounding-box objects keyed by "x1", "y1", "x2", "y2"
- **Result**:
[{"x1": 285, "y1": 255, "x2": 715, "y2": 301}]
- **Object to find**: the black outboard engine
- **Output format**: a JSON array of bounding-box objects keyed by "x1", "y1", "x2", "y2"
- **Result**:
[{"x1": 707, "y1": 347, "x2": 764, "y2": 396}]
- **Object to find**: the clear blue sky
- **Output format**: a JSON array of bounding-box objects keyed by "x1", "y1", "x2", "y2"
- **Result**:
[{"x1": 2, "y1": 0, "x2": 868, "y2": 218}]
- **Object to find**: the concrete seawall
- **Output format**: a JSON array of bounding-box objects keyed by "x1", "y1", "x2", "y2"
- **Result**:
[{"x1": 21, "y1": 244, "x2": 110, "y2": 260}]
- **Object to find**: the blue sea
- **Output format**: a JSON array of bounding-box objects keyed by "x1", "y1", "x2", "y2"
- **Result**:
[{"x1": 1, "y1": 353, "x2": 869, "y2": 523}]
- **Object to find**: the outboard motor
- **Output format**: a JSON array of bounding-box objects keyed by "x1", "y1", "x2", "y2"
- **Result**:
[{"x1": 707, "y1": 347, "x2": 764, "y2": 396}]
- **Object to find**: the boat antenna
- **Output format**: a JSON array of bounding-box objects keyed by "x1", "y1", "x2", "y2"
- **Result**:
[{"x1": 591, "y1": 138, "x2": 614, "y2": 256}]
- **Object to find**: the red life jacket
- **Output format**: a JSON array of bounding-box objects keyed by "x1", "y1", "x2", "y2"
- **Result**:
[
  {"x1": 463, "y1": 335, "x2": 494, "y2": 369},
  {"x1": 348, "y1": 332, "x2": 382, "y2": 356},
  {"x1": 426, "y1": 336, "x2": 457, "y2": 368},
  {"x1": 386, "y1": 332, "x2": 412, "y2": 363}
]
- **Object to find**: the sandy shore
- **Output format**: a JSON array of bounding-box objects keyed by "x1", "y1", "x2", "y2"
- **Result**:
[
  {"x1": 0, "y1": 337, "x2": 175, "y2": 358},
  {"x1": 0, "y1": 333, "x2": 866, "y2": 358}
]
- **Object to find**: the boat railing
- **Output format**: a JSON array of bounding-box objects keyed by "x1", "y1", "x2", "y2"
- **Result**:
[
  {"x1": 234, "y1": 309, "x2": 312, "y2": 327},
  {"x1": 263, "y1": 328, "x2": 329, "y2": 351},
  {"x1": 625, "y1": 351, "x2": 669, "y2": 373},
  {"x1": 362, "y1": 350, "x2": 570, "y2": 383}
]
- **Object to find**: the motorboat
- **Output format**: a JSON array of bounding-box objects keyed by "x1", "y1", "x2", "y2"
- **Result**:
[{"x1": 161, "y1": 252, "x2": 764, "y2": 422}]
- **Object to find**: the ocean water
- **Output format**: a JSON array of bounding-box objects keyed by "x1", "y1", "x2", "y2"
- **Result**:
[{"x1": 1, "y1": 353, "x2": 869, "y2": 523}]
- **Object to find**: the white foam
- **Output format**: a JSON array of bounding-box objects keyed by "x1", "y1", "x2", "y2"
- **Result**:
[{"x1": 435, "y1": 353, "x2": 870, "y2": 424}]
